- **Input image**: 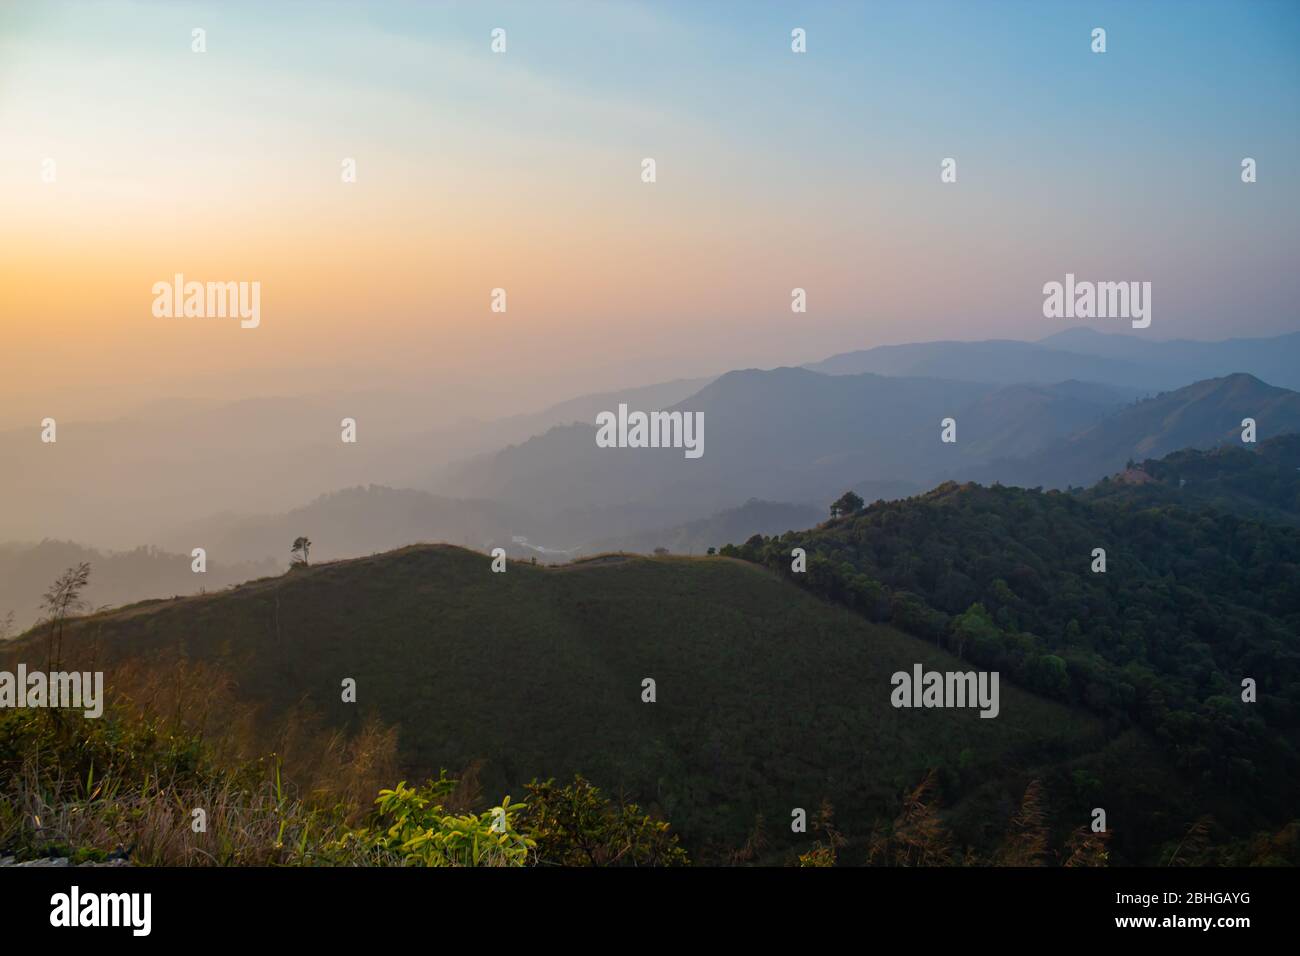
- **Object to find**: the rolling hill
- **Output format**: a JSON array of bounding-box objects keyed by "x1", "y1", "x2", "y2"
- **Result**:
[{"x1": 3, "y1": 545, "x2": 1130, "y2": 858}]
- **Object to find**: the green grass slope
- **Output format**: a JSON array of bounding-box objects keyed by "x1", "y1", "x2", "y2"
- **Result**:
[{"x1": 5, "y1": 546, "x2": 1107, "y2": 856}]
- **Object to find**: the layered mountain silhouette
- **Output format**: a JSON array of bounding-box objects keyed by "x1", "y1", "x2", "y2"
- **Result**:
[
  {"x1": 0, "y1": 540, "x2": 277, "y2": 632},
  {"x1": 981, "y1": 373, "x2": 1300, "y2": 489},
  {"x1": 437, "y1": 370, "x2": 1300, "y2": 539},
  {"x1": 808, "y1": 328, "x2": 1300, "y2": 392},
  {"x1": 1040, "y1": 328, "x2": 1300, "y2": 391},
  {"x1": 160, "y1": 485, "x2": 526, "y2": 565},
  {"x1": 138, "y1": 368, "x2": 1300, "y2": 567},
  {"x1": 9, "y1": 331, "x2": 1299, "y2": 577},
  {"x1": 0, "y1": 378, "x2": 710, "y2": 549},
  {"x1": 806, "y1": 338, "x2": 1150, "y2": 387},
  {"x1": 435, "y1": 369, "x2": 1134, "y2": 531}
]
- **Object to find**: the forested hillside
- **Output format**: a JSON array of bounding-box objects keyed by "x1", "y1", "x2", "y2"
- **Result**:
[
  {"x1": 1084, "y1": 433, "x2": 1300, "y2": 524},
  {"x1": 722, "y1": 481, "x2": 1300, "y2": 836}
]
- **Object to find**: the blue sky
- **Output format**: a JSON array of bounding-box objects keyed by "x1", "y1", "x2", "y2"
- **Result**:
[{"x1": 1, "y1": 1, "x2": 1296, "y2": 421}]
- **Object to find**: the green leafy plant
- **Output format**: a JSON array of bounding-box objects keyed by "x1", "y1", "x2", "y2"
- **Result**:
[
  {"x1": 338, "y1": 779, "x2": 534, "y2": 867},
  {"x1": 521, "y1": 775, "x2": 688, "y2": 866}
]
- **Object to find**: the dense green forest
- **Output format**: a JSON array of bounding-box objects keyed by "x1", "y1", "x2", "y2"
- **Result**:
[
  {"x1": 722, "y1": 469, "x2": 1300, "y2": 838},
  {"x1": 1083, "y1": 433, "x2": 1300, "y2": 524}
]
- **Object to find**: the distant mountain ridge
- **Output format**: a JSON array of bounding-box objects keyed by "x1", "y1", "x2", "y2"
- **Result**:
[
  {"x1": 1040, "y1": 328, "x2": 1300, "y2": 389},
  {"x1": 806, "y1": 338, "x2": 1152, "y2": 388},
  {"x1": 0, "y1": 377, "x2": 713, "y2": 550},
  {"x1": 24, "y1": 330, "x2": 1298, "y2": 573},
  {"x1": 807, "y1": 328, "x2": 1300, "y2": 392},
  {"x1": 160, "y1": 485, "x2": 529, "y2": 565},
  {"x1": 435, "y1": 368, "x2": 1135, "y2": 533},
  {"x1": 134, "y1": 371, "x2": 1300, "y2": 570},
  {"x1": 0, "y1": 540, "x2": 277, "y2": 632},
  {"x1": 979, "y1": 373, "x2": 1300, "y2": 489}
]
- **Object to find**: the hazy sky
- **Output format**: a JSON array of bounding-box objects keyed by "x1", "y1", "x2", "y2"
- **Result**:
[{"x1": 2, "y1": 0, "x2": 1297, "y2": 426}]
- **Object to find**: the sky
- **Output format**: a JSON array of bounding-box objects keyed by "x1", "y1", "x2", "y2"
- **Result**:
[{"x1": 1, "y1": 0, "x2": 1297, "y2": 427}]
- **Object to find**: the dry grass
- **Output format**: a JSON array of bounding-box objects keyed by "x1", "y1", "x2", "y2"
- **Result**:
[{"x1": 0, "y1": 655, "x2": 401, "y2": 865}]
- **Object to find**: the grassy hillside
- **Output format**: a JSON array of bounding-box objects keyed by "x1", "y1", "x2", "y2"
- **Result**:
[{"x1": 5, "y1": 547, "x2": 1117, "y2": 859}]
